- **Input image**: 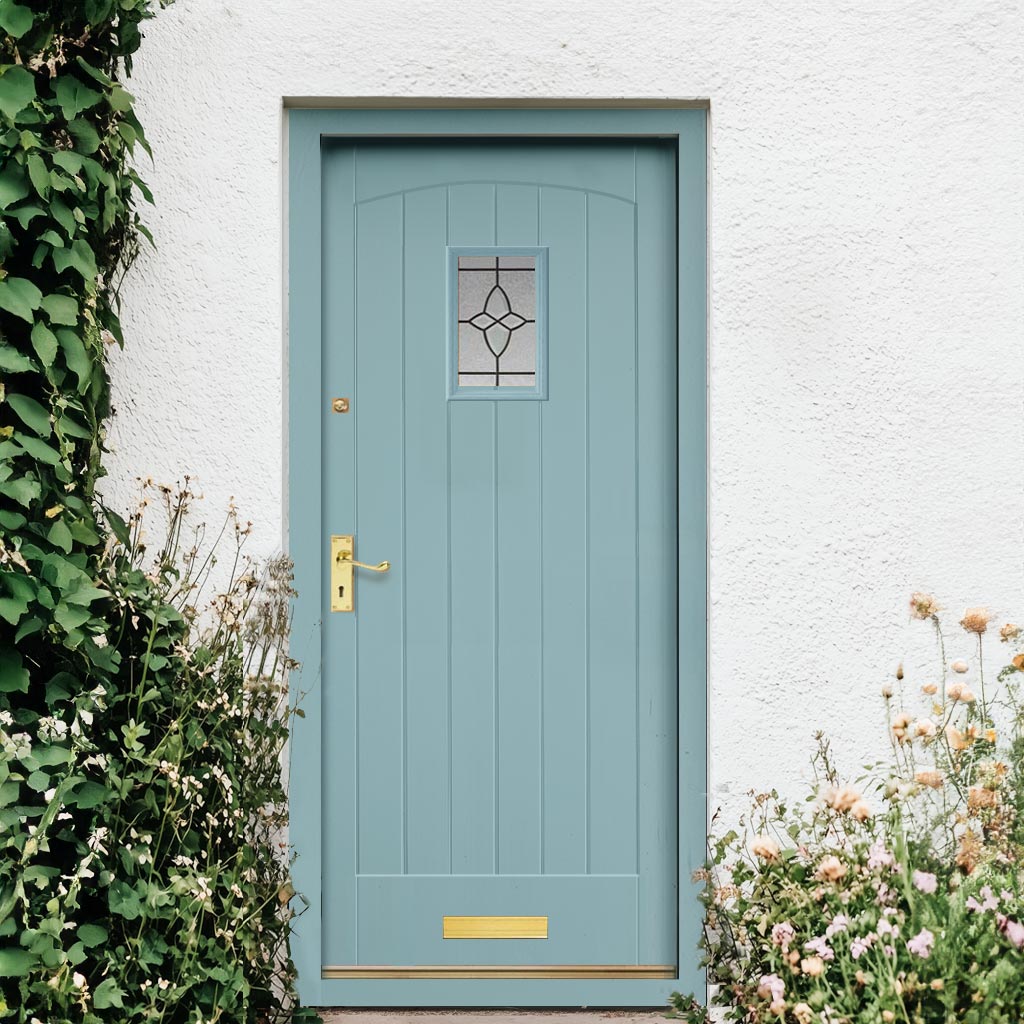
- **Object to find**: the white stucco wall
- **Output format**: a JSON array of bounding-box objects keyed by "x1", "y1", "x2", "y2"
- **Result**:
[{"x1": 107, "y1": 0, "x2": 1024, "y2": 819}]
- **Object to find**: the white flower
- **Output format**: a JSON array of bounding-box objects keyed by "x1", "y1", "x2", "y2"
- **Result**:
[{"x1": 72, "y1": 972, "x2": 87, "y2": 989}]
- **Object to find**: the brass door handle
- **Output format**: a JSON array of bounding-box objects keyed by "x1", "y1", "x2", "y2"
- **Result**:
[
  {"x1": 331, "y1": 535, "x2": 389, "y2": 612},
  {"x1": 337, "y1": 551, "x2": 390, "y2": 573}
]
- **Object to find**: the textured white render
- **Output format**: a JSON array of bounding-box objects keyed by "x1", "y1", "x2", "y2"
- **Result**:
[{"x1": 107, "y1": 1, "x2": 1024, "y2": 819}]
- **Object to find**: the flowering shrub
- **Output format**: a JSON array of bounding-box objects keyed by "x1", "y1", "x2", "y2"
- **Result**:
[
  {"x1": 0, "y1": 483, "x2": 310, "y2": 1022},
  {"x1": 674, "y1": 596, "x2": 1024, "y2": 1023}
]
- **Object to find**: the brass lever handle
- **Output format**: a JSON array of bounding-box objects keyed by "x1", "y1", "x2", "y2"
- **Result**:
[
  {"x1": 336, "y1": 550, "x2": 390, "y2": 573},
  {"x1": 331, "y1": 535, "x2": 388, "y2": 613}
]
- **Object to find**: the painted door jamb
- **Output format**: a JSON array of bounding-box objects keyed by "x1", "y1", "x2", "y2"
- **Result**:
[{"x1": 285, "y1": 104, "x2": 708, "y2": 1008}]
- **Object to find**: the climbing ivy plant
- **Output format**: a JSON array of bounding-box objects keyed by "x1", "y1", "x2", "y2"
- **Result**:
[{"x1": 0, "y1": 3, "x2": 306, "y2": 1021}]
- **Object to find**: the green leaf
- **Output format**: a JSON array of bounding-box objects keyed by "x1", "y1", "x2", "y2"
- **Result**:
[
  {"x1": 30, "y1": 745, "x2": 71, "y2": 767},
  {"x1": 75, "y1": 55, "x2": 113, "y2": 87},
  {"x1": 74, "y1": 922, "x2": 106, "y2": 947},
  {"x1": 1, "y1": 473, "x2": 40, "y2": 506},
  {"x1": 0, "y1": 276, "x2": 42, "y2": 322},
  {"x1": 69, "y1": 780, "x2": 108, "y2": 809},
  {"x1": 51, "y1": 151, "x2": 84, "y2": 174},
  {"x1": 66, "y1": 118, "x2": 100, "y2": 154},
  {"x1": 0, "y1": 343, "x2": 34, "y2": 373},
  {"x1": 0, "y1": 0, "x2": 33, "y2": 38},
  {"x1": 52, "y1": 238, "x2": 97, "y2": 281},
  {"x1": 49, "y1": 197, "x2": 75, "y2": 235},
  {"x1": 108, "y1": 880, "x2": 142, "y2": 920},
  {"x1": 53, "y1": 77, "x2": 103, "y2": 120},
  {"x1": 54, "y1": 602, "x2": 91, "y2": 631},
  {"x1": 41, "y1": 293, "x2": 78, "y2": 326},
  {"x1": 30, "y1": 322, "x2": 58, "y2": 366},
  {"x1": 56, "y1": 329, "x2": 91, "y2": 391},
  {"x1": 108, "y1": 85, "x2": 134, "y2": 113},
  {"x1": 10, "y1": 202, "x2": 44, "y2": 228},
  {"x1": 0, "y1": 946, "x2": 36, "y2": 977},
  {"x1": 0, "y1": 650, "x2": 29, "y2": 693},
  {"x1": 26, "y1": 152, "x2": 48, "y2": 197},
  {"x1": 0, "y1": 66, "x2": 35, "y2": 119},
  {"x1": 93, "y1": 976, "x2": 125, "y2": 1009},
  {"x1": 47, "y1": 519, "x2": 73, "y2": 553},
  {"x1": 15, "y1": 433, "x2": 60, "y2": 466},
  {"x1": 0, "y1": 593, "x2": 29, "y2": 626},
  {"x1": 0, "y1": 162, "x2": 28, "y2": 208},
  {"x1": 7, "y1": 394, "x2": 51, "y2": 437},
  {"x1": 104, "y1": 506, "x2": 131, "y2": 547}
]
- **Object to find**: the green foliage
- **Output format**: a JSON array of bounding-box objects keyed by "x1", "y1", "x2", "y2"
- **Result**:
[
  {"x1": 0, "y1": 4, "x2": 307, "y2": 1021},
  {"x1": 676, "y1": 604, "x2": 1024, "y2": 1024}
]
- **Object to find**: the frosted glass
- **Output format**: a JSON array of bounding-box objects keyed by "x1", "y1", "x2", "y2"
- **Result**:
[{"x1": 457, "y1": 255, "x2": 537, "y2": 388}]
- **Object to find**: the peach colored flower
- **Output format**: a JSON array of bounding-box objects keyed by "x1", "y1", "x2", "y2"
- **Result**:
[
  {"x1": 985, "y1": 728, "x2": 997, "y2": 744},
  {"x1": 793, "y1": 1004, "x2": 814, "y2": 1024},
  {"x1": 850, "y1": 799, "x2": 872, "y2": 822},
  {"x1": 921, "y1": 682, "x2": 938, "y2": 695},
  {"x1": 751, "y1": 835, "x2": 780, "y2": 862},
  {"x1": 815, "y1": 855, "x2": 847, "y2": 883},
  {"x1": 946, "y1": 724, "x2": 970, "y2": 751},
  {"x1": 891, "y1": 711, "x2": 912, "y2": 742},
  {"x1": 800, "y1": 955, "x2": 825, "y2": 977},
  {"x1": 956, "y1": 829, "x2": 982, "y2": 874},
  {"x1": 1013, "y1": 653, "x2": 1024, "y2": 672},
  {"x1": 825, "y1": 785, "x2": 861, "y2": 813},
  {"x1": 951, "y1": 659, "x2": 969, "y2": 674},
  {"x1": 947, "y1": 681, "x2": 976, "y2": 703},
  {"x1": 960, "y1": 607, "x2": 992, "y2": 635},
  {"x1": 968, "y1": 787, "x2": 998, "y2": 810},
  {"x1": 999, "y1": 623, "x2": 1020, "y2": 642},
  {"x1": 914, "y1": 719, "x2": 937, "y2": 738},
  {"x1": 915, "y1": 770, "x2": 944, "y2": 789},
  {"x1": 910, "y1": 592, "x2": 940, "y2": 619}
]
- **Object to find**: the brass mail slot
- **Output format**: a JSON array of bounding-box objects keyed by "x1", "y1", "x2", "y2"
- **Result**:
[{"x1": 442, "y1": 915, "x2": 548, "y2": 939}]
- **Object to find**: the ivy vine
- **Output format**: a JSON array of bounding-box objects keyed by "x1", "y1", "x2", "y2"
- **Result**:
[{"x1": 0, "y1": 3, "x2": 306, "y2": 1021}]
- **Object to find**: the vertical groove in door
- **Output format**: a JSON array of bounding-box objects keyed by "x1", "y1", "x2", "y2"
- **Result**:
[
  {"x1": 444, "y1": 186, "x2": 453, "y2": 876},
  {"x1": 492, "y1": 399, "x2": 499, "y2": 874},
  {"x1": 537, "y1": 187, "x2": 546, "y2": 876},
  {"x1": 632, "y1": 149, "x2": 642, "y2": 956},
  {"x1": 400, "y1": 192, "x2": 408, "y2": 875},
  {"x1": 491, "y1": 185, "x2": 499, "y2": 875},
  {"x1": 583, "y1": 192, "x2": 591, "y2": 876},
  {"x1": 351, "y1": 146, "x2": 360, "y2": 951}
]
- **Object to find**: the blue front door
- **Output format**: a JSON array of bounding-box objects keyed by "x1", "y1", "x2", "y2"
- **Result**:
[{"x1": 316, "y1": 137, "x2": 680, "y2": 1004}]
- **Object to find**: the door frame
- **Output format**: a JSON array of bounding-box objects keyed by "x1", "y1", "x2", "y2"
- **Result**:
[{"x1": 286, "y1": 105, "x2": 708, "y2": 1008}]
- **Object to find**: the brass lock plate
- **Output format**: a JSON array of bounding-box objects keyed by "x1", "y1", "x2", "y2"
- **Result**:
[{"x1": 331, "y1": 534, "x2": 354, "y2": 612}]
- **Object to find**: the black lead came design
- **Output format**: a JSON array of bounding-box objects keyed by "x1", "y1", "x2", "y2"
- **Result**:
[{"x1": 458, "y1": 256, "x2": 537, "y2": 387}]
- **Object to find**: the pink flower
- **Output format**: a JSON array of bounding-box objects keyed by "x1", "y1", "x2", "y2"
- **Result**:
[
  {"x1": 804, "y1": 935, "x2": 835, "y2": 961},
  {"x1": 756, "y1": 973, "x2": 785, "y2": 1004},
  {"x1": 913, "y1": 870, "x2": 938, "y2": 894},
  {"x1": 997, "y1": 915, "x2": 1024, "y2": 950},
  {"x1": 966, "y1": 885, "x2": 999, "y2": 913},
  {"x1": 825, "y1": 913, "x2": 849, "y2": 937},
  {"x1": 868, "y1": 840, "x2": 894, "y2": 870},
  {"x1": 771, "y1": 921, "x2": 796, "y2": 951},
  {"x1": 907, "y1": 928, "x2": 935, "y2": 959},
  {"x1": 850, "y1": 934, "x2": 875, "y2": 959}
]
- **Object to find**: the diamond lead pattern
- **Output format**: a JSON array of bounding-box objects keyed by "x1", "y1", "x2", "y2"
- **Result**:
[{"x1": 457, "y1": 255, "x2": 537, "y2": 387}]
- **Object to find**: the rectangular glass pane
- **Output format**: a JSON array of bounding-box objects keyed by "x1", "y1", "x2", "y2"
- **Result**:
[{"x1": 457, "y1": 254, "x2": 537, "y2": 389}]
